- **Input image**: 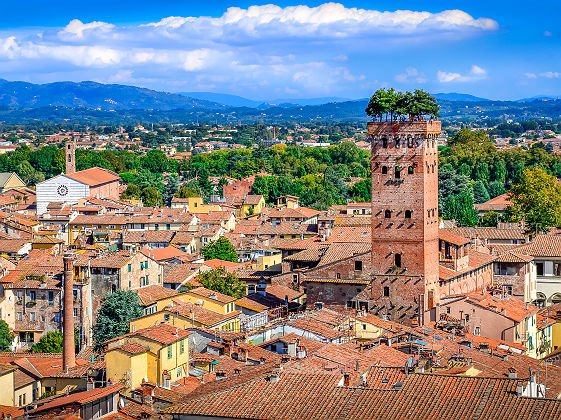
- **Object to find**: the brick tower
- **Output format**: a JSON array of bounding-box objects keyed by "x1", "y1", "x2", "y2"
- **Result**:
[
  {"x1": 66, "y1": 140, "x2": 76, "y2": 175},
  {"x1": 369, "y1": 121, "x2": 441, "y2": 325}
]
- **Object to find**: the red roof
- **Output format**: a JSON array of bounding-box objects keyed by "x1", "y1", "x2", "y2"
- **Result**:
[
  {"x1": 140, "y1": 246, "x2": 188, "y2": 261},
  {"x1": 28, "y1": 383, "x2": 123, "y2": 414},
  {"x1": 67, "y1": 167, "x2": 120, "y2": 186},
  {"x1": 106, "y1": 323, "x2": 191, "y2": 346}
]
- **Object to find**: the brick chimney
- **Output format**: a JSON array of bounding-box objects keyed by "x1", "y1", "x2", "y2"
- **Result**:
[{"x1": 63, "y1": 252, "x2": 76, "y2": 370}]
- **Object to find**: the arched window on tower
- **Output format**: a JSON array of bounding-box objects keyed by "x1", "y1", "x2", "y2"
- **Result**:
[
  {"x1": 385, "y1": 210, "x2": 392, "y2": 219},
  {"x1": 381, "y1": 166, "x2": 388, "y2": 174},
  {"x1": 395, "y1": 137, "x2": 401, "y2": 148},
  {"x1": 408, "y1": 166, "x2": 414, "y2": 175},
  {"x1": 395, "y1": 166, "x2": 401, "y2": 179},
  {"x1": 382, "y1": 138, "x2": 388, "y2": 148},
  {"x1": 405, "y1": 210, "x2": 412, "y2": 219},
  {"x1": 394, "y1": 253, "x2": 402, "y2": 268}
]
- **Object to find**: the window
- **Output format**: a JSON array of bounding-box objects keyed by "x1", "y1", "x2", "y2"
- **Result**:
[
  {"x1": 180, "y1": 339, "x2": 185, "y2": 354},
  {"x1": 166, "y1": 224, "x2": 171, "y2": 230},
  {"x1": 536, "y1": 262, "x2": 544, "y2": 276},
  {"x1": 164, "y1": 314, "x2": 170, "y2": 321},
  {"x1": 382, "y1": 138, "x2": 388, "y2": 148},
  {"x1": 336, "y1": 273, "x2": 341, "y2": 279},
  {"x1": 405, "y1": 210, "x2": 412, "y2": 219},
  {"x1": 54, "y1": 312, "x2": 60, "y2": 322},
  {"x1": 167, "y1": 345, "x2": 172, "y2": 359},
  {"x1": 29, "y1": 291, "x2": 35, "y2": 301},
  {"x1": 355, "y1": 260, "x2": 363, "y2": 271},
  {"x1": 155, "y1": 224, "x2": 159, "y2": 231},
  {"x1": 158, "y1": 275, "x2": 161, "y2": 283},
  {"x1": 474, "y1": 326, "x2": 480, "y2": 336},
  {"x1": 30, "y1": 312, "x2": 36, "y2": 322},
  {"x1": 385, "y1": 210, "x2": 391, "y2": 219},
  {"x1": 177, "y1": 367, "x2": 182, "y2": 378},
  {"x1": 394, "y1": 253, "x2": 402, "y2": 268},
  {"x1": 446, "y1": 307, "x2": 451, "y2": 314},
  {"x1": 73, "y1": 307, "x2": 78, "y2": 317},
  {"x1": 395, "y1": 166, "x2": 401, "y2": 179},
  {"x1": 383, "y1": 286, "x2": 390, "y2": 297},
  {"x1": 16, "y1": 312, "x2": 22, "y2": 321},
  {"x1": 128, "y1": 264, "x2": 131, "y2": 272},
  {"x1": 465, "y1": 314, "x2": 470, "y2": 322},
  {"x1": 381, "y1": 166, "x2": 388, "y2": 174},
  {"x1": 362, "y1": 324, "x2": 367, "y2": 330},
  {"x1": 408, "y1": 166, "x2": 414, "y2": 174},
  {"x1": 48, "y1": 291, "x2": 54, "y2": 305}
]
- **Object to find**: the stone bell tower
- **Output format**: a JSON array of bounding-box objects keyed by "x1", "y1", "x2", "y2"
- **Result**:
[
  {"x1": 66, "y1": 140, "x2": 76, "y2": 175},
  {"x1": 369, "y1": 121, "x2": 441, "y2": 325}
]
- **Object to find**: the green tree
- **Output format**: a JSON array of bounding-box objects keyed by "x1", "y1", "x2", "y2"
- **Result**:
[
  {"x1": 162, "y1": 175, "x2": 180, "y2": 206},
  {"x1": 443, "y1": 190, "x2": 478, "y2": 227},
  {"x1": 480, "y1": 211, "x2": 499, "y2": 227},
  {"x1": 198, "y1": 268, "x2": 246, "y2": 298},
  {"x1": 175, "y1": 186, "x2": 200, "y2": 198},
  {"x1": 202, "y1": 237, "x2": 238, "y2": 262},
  {"x1": 141, "y1": 150, "x2": 169, "y2": 173},
  {"x1": 141, "y1": 186, "x2": 163, "y2": 207},
  {"x1": 31, "y1": 331, "x2": 63, "y2": 353},
  {"x1": 92, "y1": 290, "x2": 143, "y2": 351},
  {"x1": 0, "y1": 320, "x2": 13, "y2": 351},
  {"x1": 349, "y1": 179, "x2": 371, "y2": 202},
  {"x1": 509, "y1": 167, "x2": 561, "y2": 232},
  {"x1": 473, "y1": 180, "x2": 490, "y2": 203},
  {"x1": 121, "y1": 183, "x2": 141, "y2": 199},
  {"x1": 488, "y1": 181, "x2": 505, "y2": 198}
]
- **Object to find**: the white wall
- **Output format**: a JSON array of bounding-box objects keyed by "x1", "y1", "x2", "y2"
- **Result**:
[{"x1": 36, "y1": 175, "x2": 90, "y2": 215}]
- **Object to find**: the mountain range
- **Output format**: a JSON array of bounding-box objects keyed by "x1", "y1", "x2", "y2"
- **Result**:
[{"x1": 0, "y1": 79, "x2": 559, "y2": 124}]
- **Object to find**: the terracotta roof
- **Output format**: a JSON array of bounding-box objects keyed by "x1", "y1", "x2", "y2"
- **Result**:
[
  {"x1": 111, "y1": 343, "x2": 150, "y2": 355},
  {"x1": 446, "y1": 292, "x2": 539, "y2": 323},
  {"x1": 165, "y1": 302, "x2": 238, "y2": 327},
  {"x1": 0, "y1": 404, "x2": 24, "y2": 419},
  {"x1": 52, "y1": 360, "x2": 106, "y2": 378},
  {"x1": 106, "y1": 323, "x2": 191, "y2": 346},
  {"x1": 439, "y1": 231, "x2": 471, "y2": 246},
  {"x1": 287, "y1": 318, "x2": 344, "y2": 340},
  {"x1": 494, "y1": 251, "x2": 533, "y2": 263},
  {"x1": 474, "y1": 193, "x2": 511, "y2": 211},
  {"x1": 122, "y1": 230, "x2": 176, "y2": 244},
  {"x1": 517, "y1": 234, "x2": 561, "y2": 257},
  {"x1": 162, "y1": 368, "x2": 561, "y2": 419},
  {"x1": 134, "y1": 284, "x2": 177, "y2": 305},
  {"x1": 243, "y1": 195, "x2": 264, "y2": 205},
  {"x1": 0, "y1": 239, "x2": 28, "y2": 253},
  {"x1": 28, "y1": 383, "x2": 123, "y2": 414},
  {"x1": 264, "y1": 284, "x2": 303, "y2": 301},
  {"x1": 203, "y1": 259, "x2": 244, "y2": 272},
  {"x1": 163, "y1": 263, "x2": 203, "y2": 286},
  {"x1": 140, "y1": 246, "x2": 188, "y2": 262},
  {"x1": 443, "y1": 226, "x2": 526, "y2": 241},
  {"x1": 67, "y1": 167, "x2": 120, "y2": 186},
  {"x1": 188, "y1": 286, "x2": 236, "y2": 304},
  {"x1": 439, "y1": 250, "x2": 496, "y2": 281}
]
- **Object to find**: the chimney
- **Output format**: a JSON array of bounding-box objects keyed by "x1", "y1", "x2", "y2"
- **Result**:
[
  {"x1": 63, "y1": 252, "x2": 76, "y2": 370},
  {"x1": 343, "y1": 373, "x2": 350, "y2": 387}
]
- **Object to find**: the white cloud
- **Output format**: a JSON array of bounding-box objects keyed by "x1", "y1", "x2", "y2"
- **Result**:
[
  {"x1": 544, "y1": 30, "x2": 553, "y2": 37},
  {"x1": 58, "y1": 19, "x2": 115, "y2": 40},
  {"x1": 395, "y1": 67, "x2": 427, "y2": 83},
  {"x1": 437, "y1": 65, "x2": 487, "y2": 82},
  {"x1": 525, "y1": 73, "x2": 538, "y2": 79},
  {"x1": 0, "y1": 4, "x2": 498, "y2": 96},
  {"x1": 540, "y1": 71, "x2": 561, "y2": 79}
]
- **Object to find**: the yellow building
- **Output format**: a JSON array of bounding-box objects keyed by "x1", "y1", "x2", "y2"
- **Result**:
[
  {"x1": 254, "y1": 249, "x2": 282, "y2": 271},
  {"x1": 239, "y1": 195, "x2": 265, "y2": 218},
  {"x1": 172, "y1": 287, "x2": 238, "y2": 315},
  {"x1": 350, "y1": 313, "x2": 406, "y2": 341},
  {"x1": 276, "y1": 195, "x2": 300, "y2": 209},
  {"x1": 0, "y1": 173, "x2": 26, "y2": 192},
  {"x1": 171, "y1": 196, "x2": 221, "y2": 213},
  {"x1": 130, "y1": 301, "x2": 240, "y2": 333},
  {"x1": 0, "y1": 364, "x2": 15, "y2": 406},
  {"x1": 105, "y1": 324, "x2": 191, "y2": 395}
]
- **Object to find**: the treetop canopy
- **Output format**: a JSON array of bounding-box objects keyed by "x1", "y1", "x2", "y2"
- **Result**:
[{"x1": 365, "y1": 88, "x2": 439, "y2": 122}]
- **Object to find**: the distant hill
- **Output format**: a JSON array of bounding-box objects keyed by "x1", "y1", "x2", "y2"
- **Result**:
[
  {"x1": 516, "y1": 95, "x2": 558, "y2": 102},
  {"x1": 178, "y1": 92, "x2": 262, "y2": 108},
  {"x1": 263, "y1": 97, "x2": 353, "y2": 107},
  {"x1": 433, "y1": 93, "x2": 489, "y2": 102},
  {"x1": 0, "y1": 79, "x2": 224, "y2": 111}
]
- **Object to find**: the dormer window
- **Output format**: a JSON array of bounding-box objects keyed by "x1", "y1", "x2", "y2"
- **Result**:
[{"x1": 385, "y1": 210, "x2": 391, "y2": 219}]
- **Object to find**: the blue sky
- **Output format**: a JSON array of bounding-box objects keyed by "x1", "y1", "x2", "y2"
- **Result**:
[{"x1": 0, "y1": 1, "x2": 560, "y2": 100}]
